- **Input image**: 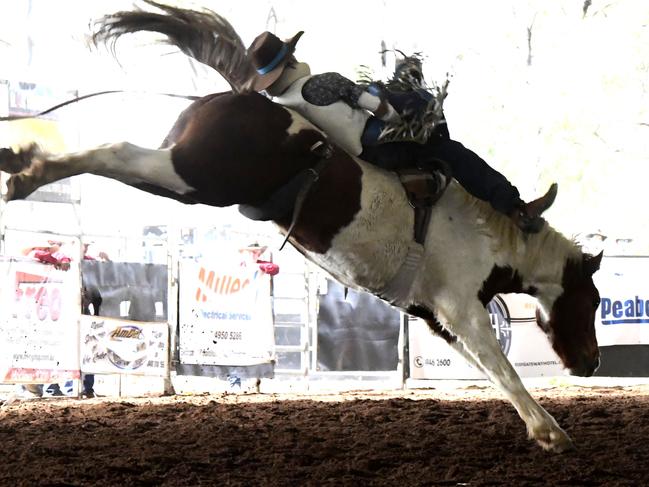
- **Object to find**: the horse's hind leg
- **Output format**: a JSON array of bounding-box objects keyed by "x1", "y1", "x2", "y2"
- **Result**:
[
  {"x1": 1, "y1": 142, "x2": 195, "y2": 201},
  {"x1": 443, "y1": 306, "x2": 574, "y2": 453}
]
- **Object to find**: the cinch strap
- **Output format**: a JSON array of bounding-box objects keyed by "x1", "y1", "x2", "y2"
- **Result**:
[{"x1": 257, "y1": 44, "x2": 288, "y2": 75}]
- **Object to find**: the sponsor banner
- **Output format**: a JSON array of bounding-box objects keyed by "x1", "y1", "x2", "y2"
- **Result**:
[
  {"x1": 595, "y1": 257, "x2": 649, "y2": 346},
  {"x1": 0, "y1": 259, "x2": 80, "y2": 383},
  {"x1": 80, "y1": 316, "x2": 168, "y2": 376},
  {"x1": 409, "y1": 293, "x2": 564, "y2": 379},
  {"x1": 6, "y1": 80, "x2": 77, "y2": 119},
  {"x1": 2, "y1": 368, "x2": 79, "y2": 383},
  {"x1": 179, "y1": 249, "x2": 275, "y2": 366}
]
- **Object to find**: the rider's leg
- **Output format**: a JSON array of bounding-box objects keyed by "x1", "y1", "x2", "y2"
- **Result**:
[
  {"x1": 417, "y1": 139, "x2": 520, "y2": 212},
  {"x1": 416, "y1": 139, "x2": 557, "y2": 233},
  {"x1": 360, "y1": 143, "x2": 422, "y2": 172},
  {"x1": 359, "y1": 132, "x2": 557, "y2": 233}
]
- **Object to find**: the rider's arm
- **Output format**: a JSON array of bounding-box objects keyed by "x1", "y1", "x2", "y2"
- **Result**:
[{"x1": 303, "y1": 72, "x2": 400, "y2": 122}]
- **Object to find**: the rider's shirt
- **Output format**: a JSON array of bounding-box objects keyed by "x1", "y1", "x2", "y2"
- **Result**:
[{"x1": 273, "y1": 72, "x2": 373, "y2": 156}]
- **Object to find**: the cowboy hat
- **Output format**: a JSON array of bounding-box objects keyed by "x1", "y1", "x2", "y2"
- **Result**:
[{"x1": 247, "y1": 30, "x2": 304, "y2": 91}]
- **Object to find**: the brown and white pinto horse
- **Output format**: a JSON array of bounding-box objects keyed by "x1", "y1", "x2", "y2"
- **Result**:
[
  {"x1": 0, "y1": 90, "x2": 601, "y2": 452},
  {"x1": 0, "y1": 2, "x2": 602, "y2": 452}
]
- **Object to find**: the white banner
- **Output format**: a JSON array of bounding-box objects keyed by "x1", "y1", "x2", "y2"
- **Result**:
[
  {"x1": 595, "y1": 256, "x2": 649, "y2": 346},
  {"x1": 0, "y1": 259, "x2": 80, "y2": 383},
  {"x1": 179, "y1": 249, "x2": 275, "y2": 366},
  {"x1": 409, "y1": 293, "x2": 564, "y2": 379},
  {"x1": 80, "y1": 316, "x2": 168, "y2": 376}
]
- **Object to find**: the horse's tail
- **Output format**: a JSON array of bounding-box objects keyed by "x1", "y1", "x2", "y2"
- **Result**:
[{"x1": 92, "y1": 0, "x2": 254, "y2": 93}]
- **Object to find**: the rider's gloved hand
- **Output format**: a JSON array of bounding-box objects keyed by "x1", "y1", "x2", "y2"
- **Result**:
[
  {"x1": 375, "y1": 100, "x2": 401, "y2": 123},
  {"x1": 358, "y1": 92, "x2": 402, "y2": 124}
]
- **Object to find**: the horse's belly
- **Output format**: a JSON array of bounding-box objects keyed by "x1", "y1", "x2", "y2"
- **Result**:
[{"x1": 306, "y1": 163, "x2": 413, "y2": 292}]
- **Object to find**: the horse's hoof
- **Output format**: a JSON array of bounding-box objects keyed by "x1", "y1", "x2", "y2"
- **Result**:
[
  {"x1": 5, "y1": 174, "x2": 36, "y2": 201},
  {"x1": 0, "y1": 144, "x2": 37, "y2": 174},
  {"x1": 0, "y1": 147, "x2": 21, "y2": 174},
  {"x1": 531, "y1": 426, "x2": 575, "y2": 453}
]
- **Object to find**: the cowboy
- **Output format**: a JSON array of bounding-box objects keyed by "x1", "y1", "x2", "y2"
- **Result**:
[{"x1": 247, "y1": 31, "x2": 557, "y2": 233}]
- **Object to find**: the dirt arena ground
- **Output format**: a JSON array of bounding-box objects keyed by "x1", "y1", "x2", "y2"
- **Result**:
[{"x1": 0, "y1": 384, "x2": 648, "y2": 486}]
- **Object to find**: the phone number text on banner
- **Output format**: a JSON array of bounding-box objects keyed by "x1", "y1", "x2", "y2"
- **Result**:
[
  {"x1": 409, "y1": 293, "x2": 564, "y2": 379},
  {"x1": 179, "y1": 252, "x2": 275, "y2": 366}
]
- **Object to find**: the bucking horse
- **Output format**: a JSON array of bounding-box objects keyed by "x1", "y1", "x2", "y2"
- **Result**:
[{"x1": 0, "y1": 2, "x2": 602, "y2": 452}]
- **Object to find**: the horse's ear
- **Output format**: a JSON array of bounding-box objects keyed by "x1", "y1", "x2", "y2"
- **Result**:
[{"x1": 584, "y1": 251, "x2": 603, "y2": 275}]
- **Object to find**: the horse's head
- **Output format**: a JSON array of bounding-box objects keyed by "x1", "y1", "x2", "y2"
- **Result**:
[{"x1": 536, "y1": 251, "x2": 603, "y2": 377}]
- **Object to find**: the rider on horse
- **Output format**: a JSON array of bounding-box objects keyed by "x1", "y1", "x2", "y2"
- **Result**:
[{"x1": 246, "y1": 31, "x2": 557, "y2": 234}]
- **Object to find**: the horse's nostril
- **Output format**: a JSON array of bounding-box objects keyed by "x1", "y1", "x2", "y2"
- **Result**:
[
  {"x1": 582, "y1": 358, "x2": 600, "y2": 377},
  {"x1": 593, "y1": 357, "x2": 601, "y2": 373}
]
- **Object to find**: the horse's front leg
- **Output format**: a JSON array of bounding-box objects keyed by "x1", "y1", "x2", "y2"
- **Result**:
[
  {"x1": 446, "y1": 305, "x2": 574, "y2": 453},
  {"x1": 1, "y1": 142, "x2": 194, "y2": 201}
]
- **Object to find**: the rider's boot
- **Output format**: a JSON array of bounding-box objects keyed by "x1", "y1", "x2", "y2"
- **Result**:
[{"x1": 509, "y1": 183, "x2": 558, "y2": 233}]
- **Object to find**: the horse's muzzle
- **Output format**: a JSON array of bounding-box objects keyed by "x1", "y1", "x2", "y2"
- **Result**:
[{"x1": 571, "y1": 356, "x2": 600, "y2": 377}]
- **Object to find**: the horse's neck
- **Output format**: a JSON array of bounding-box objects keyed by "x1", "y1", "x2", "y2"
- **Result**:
[
  {"x1": 521, "y1": 227, "x2": 580, "y2": 285},
  {"x1": 447, "y1": 184, "x2": 578, "y2": 293}
]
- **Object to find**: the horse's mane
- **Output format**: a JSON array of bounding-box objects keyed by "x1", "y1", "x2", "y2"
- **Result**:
[{"x1": 455, "y1": 183, "x2": 583, "y2": 271}]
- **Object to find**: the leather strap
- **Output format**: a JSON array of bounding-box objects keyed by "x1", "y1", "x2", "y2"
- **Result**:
[
  {"x1": 397, "y1": 168, "x2": 448, "y2": 245},
  {"x1": 279, "y1": 156, "x2": 329, "y2": 250}
]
